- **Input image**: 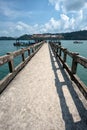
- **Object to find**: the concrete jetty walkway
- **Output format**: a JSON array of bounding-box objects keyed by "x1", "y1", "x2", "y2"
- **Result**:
[{"x1": 0, "y1": 43, "x2": 87, "y2": 130}]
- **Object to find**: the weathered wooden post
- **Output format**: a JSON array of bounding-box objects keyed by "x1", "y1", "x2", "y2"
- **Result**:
[
  {"x1": 57, "y1": 45, "x2": 59, "y2": 56},
  {"x1": 31, "y1": 46, "x2": 34, "y2": 54},
  {"x1": 51, "y1": 42, "x2": 53, "y2": 51},
  {"x1": 63, "y1": 48, "x2": 67, "y2": 68},
  {"x1": 56, "y1": 45, "x2": 58, "y2": 58},
  {"x1": 33, "y1": 45, "x2": 35, "y2": 52},
  {"x1": 71, "y1": 53, "x2": 79, "y2": 74},
  {"x1": 34, "y1": 45, "x2": 37, "y2": 51},
  {"x1": 28, "y1": 48, "x2": 30, "y2": 56},
  {"x1": 21, "y1": 48, "x2": 25, "y2": 61},
  {"x1": 51, "y1": 43, "x2": 54, "y2": 52},
  {"x1": 54, "y1": 44, "x2": 56, "y2": 56},
  {"x1": 7, "y1": 52, "x2": 14, "y2": 73},
  {"x1": 59, "y1": 46, "x2": 61, "y2": 56}
]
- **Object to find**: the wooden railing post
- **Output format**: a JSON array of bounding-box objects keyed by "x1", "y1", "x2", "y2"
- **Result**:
[
  {"x1": 57, "y1": 46, "x2": 59, "y2": 55},
  {"x1": 49, "y1": 42, "x2": 87, "y2": 99},
  {"x1": 63, "y1": 48, "x2": 67, "y2": 68},
  {"x1": 21, "y1": 48, "x2": 25, "y2": 61},
  {"x1": 34, "y1": 45, "x2": 36, "y2": 51},
  {"x1": 71, "y1": 53, "x2": 79, "y2": 74},
  {"x1": 33, "y1": 46, "x2": 35, "y2": 52},
  {"x1": 59, "y1": 46, "x2": 61, "y2": 56},
  {"x1": 54, "y1": 45, "x2": 56, "y2": 56},
  {"x1": 31, "y1": 47, "x2": 34, "y2": 53},
  {"x1": 56, "y1": 45, "x2": 58, "y2": 57},
  {"x1": 7, "y1": 53, "x2": 14, "y2": 73},
  {"x1": 28, "y1": 48, "x2": 30, "y2": 56}
]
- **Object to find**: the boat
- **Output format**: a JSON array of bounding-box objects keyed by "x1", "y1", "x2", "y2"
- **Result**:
[{"x1": 73, "y1": 41, "x2": 83, "y2": 44}]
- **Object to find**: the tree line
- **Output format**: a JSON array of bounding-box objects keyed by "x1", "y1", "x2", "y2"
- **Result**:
[{"x1": 0, "y1": 30, "x2": 87, "y2": 40}]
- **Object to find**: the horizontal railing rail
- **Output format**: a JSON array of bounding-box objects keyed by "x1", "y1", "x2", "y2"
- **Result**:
[
  {"x1": 49, "y1": 42, "x2": 87, "y2": 99},
  {"x1": 0, "y1": 41, "x2": 44, "y2": 93}
]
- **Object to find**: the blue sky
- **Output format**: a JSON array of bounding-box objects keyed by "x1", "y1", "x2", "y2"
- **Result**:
[{"x1": 0, "y1": 0, "x2": 87, "y2": 36}]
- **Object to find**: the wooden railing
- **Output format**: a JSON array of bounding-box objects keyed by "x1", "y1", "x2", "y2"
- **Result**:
[
  {"x1": 49, "y1": 42, "x2": 87, "y2": 99},
  {"x1": 0, "y1": 41, "x2": 44, "y2": 93}
]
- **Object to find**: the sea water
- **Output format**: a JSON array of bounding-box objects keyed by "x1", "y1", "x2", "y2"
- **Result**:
[
  {"x1": 61, "y1": 40, "x2": 87, "y2": 86},
  {"x1": 0, "y1": 40, "x2": 87, "y2": 86}
]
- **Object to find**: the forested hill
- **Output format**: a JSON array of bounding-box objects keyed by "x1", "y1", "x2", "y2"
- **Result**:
[
  {"x1": 0, "y1": 36, "x2": 16, "y2": 40},
  {"x1": 0, "y1": 30, "x2": 87, "y2": 40},
  {"x1": 0, "y1": 34, "x2": 32, "y2": 40},
  {"x1": 61, "y1": 30, "x2": 87, "y2": 40}
]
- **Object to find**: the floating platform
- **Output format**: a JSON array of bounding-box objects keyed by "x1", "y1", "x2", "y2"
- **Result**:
[{"x1": 13, "y1": 41, "x2": 35, "y2": 46}]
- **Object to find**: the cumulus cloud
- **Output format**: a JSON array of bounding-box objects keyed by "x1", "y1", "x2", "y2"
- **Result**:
[
  {"x1": 60, "y1": 14, "x2": 76, "y2": 31},
  {"x1": 61, "y1": 14, "x2": 69, "y2": 21},
  {"x1": 14, "y1": 22, "x2": 38, "y2": 35},
  {"x1": 0, "y1": 0, "x2": 87, "y2": 36},
  {"x1": 48, "y1": 0, "x2": 87, "y2": 32},
  {"x1": 0, "y1": 14, "x2": 76, "y2": 36},
  {"x1": 44, "y1": 17, "x2": 60, "y2": 32},
  {"x1": 49, "y1": 0, "x2": 62, "y2": 10},
  {"x1": 0, "y1": 11, "x2": 84, "y2": 36},
  {"x1": 49, "y1": 0, "x2": 87, "y2": 12}
]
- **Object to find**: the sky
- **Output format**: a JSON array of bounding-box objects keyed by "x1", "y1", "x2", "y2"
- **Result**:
[{"x1": 0, "y1": 0, "x2": 87, "y2": 36}]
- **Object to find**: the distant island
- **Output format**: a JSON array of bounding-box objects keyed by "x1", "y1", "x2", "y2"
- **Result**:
[
  {"x1": 0, "y1": 30, "x2": 87, "y2": 40},
  {"x1": 61, "y1": 30, "x2": 87, "y2": 40},
  {"x1": 0, "y1": 36, "x2": 16, "y2": 40}
]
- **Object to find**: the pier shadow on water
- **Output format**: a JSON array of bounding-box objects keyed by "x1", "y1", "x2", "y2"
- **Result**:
[{"x1": 49, "y1": 44, "x2": 87, "y2": 130}]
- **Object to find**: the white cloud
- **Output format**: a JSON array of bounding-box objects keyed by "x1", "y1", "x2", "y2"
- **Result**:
[
  {"x1": 49, "y1": 0, "x2": 62, "y2": 11},
  {"x1": 14, "y1": 22, "x2": 37, "y2": 35},
  {"x1": 49, "y1": 0, "x2": 87, "y2": 12},
  {"x1": 70, "y1": 17, "x2": 75, "y2": 30},
  {"x1": 43, "y1": 17, "x2": 60, "y2": 33},
  {"x1": 17, "y1": 22, "x2": 30, "y2": 29},
  {"x1": 79, "y1": 10, "x2": 83, "y2": 20},
  {"x1": 60, "y1": 14, "x2": 76, "y2": 31},
  {"x1": 16, "y1": 25, "x2": 23, "y2": 31},
  {"x1": 0, "y1": 0, "x2": 87, "y2": 36},
  {"x1": 0, "y1": 13, "x2": 84, "y2": 36},
  {"x1": 60, "y1": 14, "x2": 69, "y2": 21},
  {"x1": 48, "y1": 0, "x2": 87, "y2": 32},
  {"x1": 0, "y1": 30, "x2": 9, "y2": 36}
]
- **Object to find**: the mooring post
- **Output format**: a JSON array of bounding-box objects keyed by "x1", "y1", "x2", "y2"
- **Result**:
[{"x1": 7, "y1": 52, "x2": 14, "y2": 73}]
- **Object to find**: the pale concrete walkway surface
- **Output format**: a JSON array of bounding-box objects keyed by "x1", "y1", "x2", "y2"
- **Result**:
[{"x1": 0, "y1": 43, "x2": 87, "y2": 130}]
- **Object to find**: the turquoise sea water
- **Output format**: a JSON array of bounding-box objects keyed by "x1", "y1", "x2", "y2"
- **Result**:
[
  {"x1": 61, "y1": 40, "x2": 87, "y2": 86},
  {"x1": 0, "y1": 40, "x2": 87, "y2": 86}
]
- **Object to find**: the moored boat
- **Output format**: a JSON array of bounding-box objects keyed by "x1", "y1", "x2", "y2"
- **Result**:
[{"x1": 73, "y1": 41, "x2": 83, "y2": 44}]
